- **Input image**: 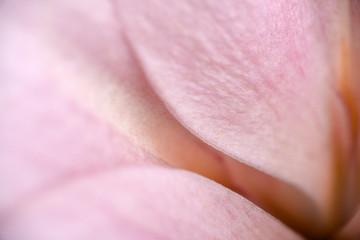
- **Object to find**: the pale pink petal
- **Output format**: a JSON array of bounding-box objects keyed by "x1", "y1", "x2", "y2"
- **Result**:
[
  {"x1": 117, "y1": 0, "x2": 358, "y2": 231},
  {"x1": 2, "y1": 0, "x2": 359, "y2": 237},
  {"x1": 0, "y1": 0, "x2": 165, "y2": 214},
  {"x1": 1, "y1": 1, "x2": 327, "y2": 235},
  {"x1": 0, "y1": 167, "x2": 304, "y2": 240},
  {"x1": 0, "y1": 0, "x2": 238, "y2": 191},
  {"x1": 0, "y1": 41, "x2": 165, "y2": 213}
]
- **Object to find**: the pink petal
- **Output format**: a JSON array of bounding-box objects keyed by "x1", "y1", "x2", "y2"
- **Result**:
[
  {"x1": 1, "y1": 2, "x2": 296, "y2": 238},
  {"x1": 4, "y1": 1, "x2": 325, "y2": 234},
  {"x1": 0, "y1": 40, "x2": 165, "y2": 215},
  {"x1": 2, "y1": 0, "x2": 359, "y2": 237},
  {"x1": 117, "y1": 0, "x2": 358, "y2": 231},
  {"x1": 0, "y1": 0, "x2": 238, "y2": 189},
  {"x1": 0, "y1": 0, "x2": 164, "y2": 214},
  {"x1": 0, "y1": 167, "x2": 304, "y2": 240}
]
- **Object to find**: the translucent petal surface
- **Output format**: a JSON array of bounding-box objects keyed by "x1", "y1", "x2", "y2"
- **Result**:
[
  {"x1": 0, "y1": 167, "x2": 304, "y2": 240},
  {"x1": 117, "y1": 0, "x2": 356, "y2": 231},
  {"x1": 2, "y1": 0, "x2": 360, "y2": 238}
]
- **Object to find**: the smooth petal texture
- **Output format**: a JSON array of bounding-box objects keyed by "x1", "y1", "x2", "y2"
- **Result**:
[
  {"x1": 2, "y1": 0, "x2": 360, "y2": 238},
  {"x1": 0, "y1": 0, "x2": 334, "y2": 235},
  {"x1": 0, "y1": 24, "x2": 165, "y2": 214},
  {"x1": 0, "y1": 0, "x2": 237, "y2": 190},
  {"x1": 117, "y1": 0, "x2": 358, "y2": 231},
  {"x1": 0, "y1": 77, "x2": 163, "y2": 212},
  {"x1": 0, "y1": 1, "x2": 304, "y2": 239},
  {"x1": 0, "y1": 167, "x2": 304, "y2": 240}
]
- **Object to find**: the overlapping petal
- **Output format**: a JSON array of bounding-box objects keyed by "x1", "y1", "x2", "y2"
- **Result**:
[
  {"x1": 0, "y1": 1, "x2": 304, "y2": 239},
  {"x1": 117, "y1": 0, "x2": 360, "y2": 234},
  {"x1": 1, "y1": 0, "x2": 360, "y2": 239}
]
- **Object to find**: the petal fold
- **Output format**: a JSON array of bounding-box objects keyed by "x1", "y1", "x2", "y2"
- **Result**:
[{"x1": 117, "y1": 0, "x2": 359, "y2": 234}]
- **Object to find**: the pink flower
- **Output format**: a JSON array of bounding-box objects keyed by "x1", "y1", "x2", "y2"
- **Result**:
[{"x1": 0, "y1": 0, "x2": 359, "y2": 239}]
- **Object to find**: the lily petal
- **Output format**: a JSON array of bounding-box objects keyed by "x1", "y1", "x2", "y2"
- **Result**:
[
  {"x1": 0, "y1": 167, "x2": 304, "y2": 240},
  {"x1": 6, "y1": 0, "x2": 320, "y2": 234},
  {"x1": 117, "y1": 0, "x2": 359, "y2": 233},
  {"x1": 0, "y1": 26, "x2": 165, "y2": 214},
  {"x1": 0, "y1": 0, "x2": 169, "y2": 215},
  {"x1": 2, "y1": 0, "x2": 359, "y2": 237},
  {"x1": 0, "y1": 0, "x2": 239, "y2": 189}
]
